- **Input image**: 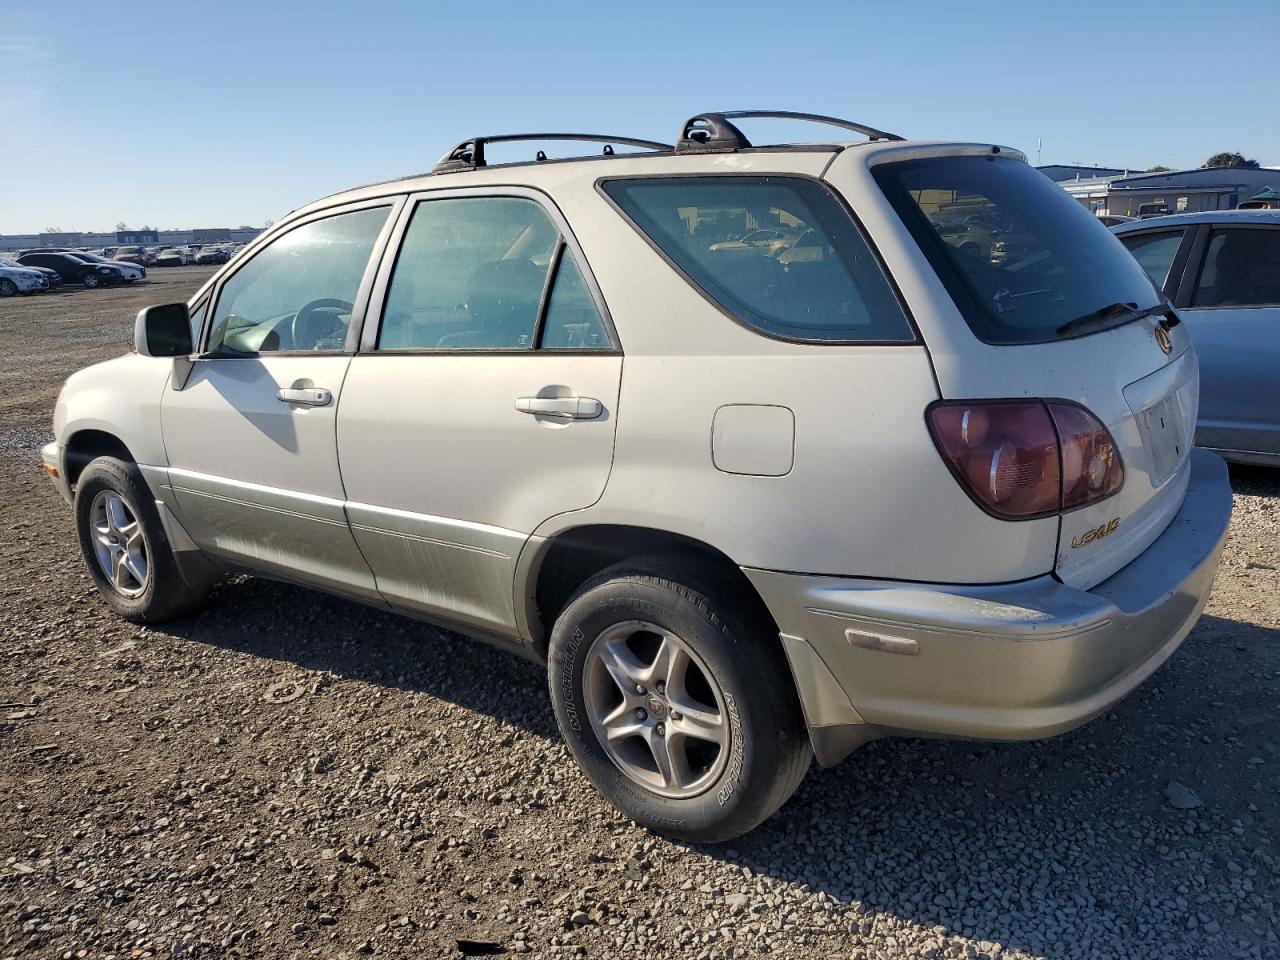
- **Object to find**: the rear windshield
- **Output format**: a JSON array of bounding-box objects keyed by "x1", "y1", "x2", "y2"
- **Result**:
[
  {"x1": 602, "y1": 176, "x2": 913, "y2": 343},
  {"x1": 873, "y1": 155, "x2": 1162, "y2": 344}
]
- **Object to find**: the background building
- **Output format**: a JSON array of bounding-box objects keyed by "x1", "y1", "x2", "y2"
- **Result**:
[
  {"x1": 1038, "y1": 164, "x2": 1131, "y2": 182},
  {"x1": 0, "y1": 226, "x2": 263, "y2": 253},
  {"x1": 1049, "y1": 166, "x2": 1280, "y2": 217}
]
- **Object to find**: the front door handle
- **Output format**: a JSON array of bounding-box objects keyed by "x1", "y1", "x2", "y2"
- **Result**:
[
  {"x1": 277, "y1": 387, "x2": 332, "y2": 406},
  {"x1": 515, "y1": 396, "x2": 602, "y2": 419}
]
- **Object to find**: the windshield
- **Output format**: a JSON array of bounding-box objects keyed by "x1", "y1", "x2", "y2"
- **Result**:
[{"x1": 873, "y1": 155, "x2": 1162, "y2": 344}]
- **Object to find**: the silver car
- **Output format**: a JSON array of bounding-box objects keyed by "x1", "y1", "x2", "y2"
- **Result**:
[
  {"x1": 1113, "y1": 210, "x2": 1280, "y2": 465},
  {"x1": 43, "y1": 112, "x2": 1232, "y2": 842}
]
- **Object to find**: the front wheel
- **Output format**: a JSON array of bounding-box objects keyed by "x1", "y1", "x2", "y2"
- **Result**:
[
  {"x1": 548, "y1": 563, "x2": 810, "y2": 843},
  {"x1": 74, "y1": 457, "x2": 211, "y2": 623},
  {"x1": 82, "y1": 273, "x2": 100, "y2": 288}
]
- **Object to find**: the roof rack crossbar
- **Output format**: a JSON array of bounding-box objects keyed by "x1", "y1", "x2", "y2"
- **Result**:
[
  {"x1": 433, "y1": 133, "x2": 673, "y2": 174},
  {"x1": 676, "y1": 110, "x2": 904, "y2": 154}
]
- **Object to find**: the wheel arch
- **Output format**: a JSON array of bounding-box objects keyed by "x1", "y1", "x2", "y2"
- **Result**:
[
  {"x1": 518, "y1": 522, "x2": 878, "y2": 767},
  {"x1": 63, "y1": 429, "x2": 136, "y2": 486},
  {"x1": 519, "y1": 523, "x2": 780, "y2": 656}
]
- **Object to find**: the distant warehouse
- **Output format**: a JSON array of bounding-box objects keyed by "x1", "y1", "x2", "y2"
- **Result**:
[
  {"x1": 1044, "y1": 165, "x2": 1280, "y2": 217},
  {"x1": 0, "y1": 226, "x2": 263, "y2": 253}
]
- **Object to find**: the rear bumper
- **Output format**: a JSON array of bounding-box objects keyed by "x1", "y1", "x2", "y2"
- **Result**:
[{"x1": 746, "y1": 449, "x2": 1232, "y2": 765}]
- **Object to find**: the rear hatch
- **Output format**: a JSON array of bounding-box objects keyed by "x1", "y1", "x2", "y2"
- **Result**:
[{"x1": 861, "y1": 149, "x2": 1196, "y2": 589}]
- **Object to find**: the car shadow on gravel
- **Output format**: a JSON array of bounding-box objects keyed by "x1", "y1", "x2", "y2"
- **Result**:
[
  {"x1": 1228, "y1": 462, "x2": 1280, "y2": 496},
  {"x1": 166, "y1": 575, "x2": 562, "y2": 738},
  {"x1": 165, "y1": 577, "x2": 1278, "y2": 958},
  {"x1": 702, "y1": 612, "x2": 1280, "y2": 956}
]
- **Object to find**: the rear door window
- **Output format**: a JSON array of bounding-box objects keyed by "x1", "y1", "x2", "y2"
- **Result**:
[
  {"x1": 1191, "y1": 228, "x2": 1280, "y2": 308},
  {"x1": 540, "y1": 253, "x2": 610, "y2": 349},
  {"x1": 874, "y1": 155, "x2": 1164, "y2": 344},
  {"x1": 1118, "y1": 229, "x2": 1186, "y2": 290},
  {"x1": 378, "y1": 196, "x2": 611, "y2": 351},
  {"x1": 601, "y1": 176, "x2": 912, "y2": 343}
]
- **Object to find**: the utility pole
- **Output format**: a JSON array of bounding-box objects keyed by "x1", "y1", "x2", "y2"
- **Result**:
[{"x1": 1037, "y1": 138, "x2": 1043, "y2": 166}]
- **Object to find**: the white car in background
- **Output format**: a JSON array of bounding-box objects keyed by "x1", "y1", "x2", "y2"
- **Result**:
[
  {"x1": 0, "y1": 258, "x2": 50, "y2": 296},
  {"x1": 155, "y1": 248, "x2": 191, "y2": 267}
]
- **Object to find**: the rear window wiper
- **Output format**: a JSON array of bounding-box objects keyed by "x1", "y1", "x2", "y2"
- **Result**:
[{"x1": 1055, "y1": 301, "x2": 1165, "y2": 338}]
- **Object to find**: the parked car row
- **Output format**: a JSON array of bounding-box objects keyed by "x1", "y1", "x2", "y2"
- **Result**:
[
  {"x1": 151, "y1": 243, "x2": 242, "y2": 266},
  {"x1": 91, "y1": 243, "x2": 247, "y2": 265},
  {"x1": 0, "y1": 249, "x2": 146, "y2": 294},
  {"x1": 0, "y1": 242, "x2": 248, "y2": 296}
]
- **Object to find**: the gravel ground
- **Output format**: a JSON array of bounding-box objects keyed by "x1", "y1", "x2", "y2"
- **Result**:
[{"x1": 1, "y1": 271, "x2": 1277, "y2": 960}]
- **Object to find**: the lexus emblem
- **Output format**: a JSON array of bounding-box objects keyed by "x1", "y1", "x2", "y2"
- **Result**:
[{"x1": 1154, "y1": 324, "x2": 1173, "y2": 355}]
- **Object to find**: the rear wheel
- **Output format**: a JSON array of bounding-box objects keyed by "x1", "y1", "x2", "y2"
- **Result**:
[
  {"x1": 548, "y1": 563, "x2": 810, "y2": 843},
  {"x1": 0, "y1": 278, "x2": 15, "y2": 297},
  {"x1": 74, "y1": 457, "x2": 211, "y2": 623}
]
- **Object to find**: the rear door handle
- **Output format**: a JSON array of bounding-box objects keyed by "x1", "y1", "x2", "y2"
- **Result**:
[
  {"x1": 277, "y1": 387, "x2": 332, "y2": 406},
  {"x1": 515, "y1": 396, "x2": 602, "y2": 419}
]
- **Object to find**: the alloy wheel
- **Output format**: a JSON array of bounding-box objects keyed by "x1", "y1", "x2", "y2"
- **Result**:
[
  {"x1": 89, "y1": 490, "x2": 149, "y2": 598},
  {"x1": 583, "y1": 620, "x2": 731, "y2": 798}
]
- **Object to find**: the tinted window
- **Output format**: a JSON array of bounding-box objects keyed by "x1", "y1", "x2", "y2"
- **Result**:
[
  {"x1": 1119, "y1": 230, "x2": 1185, "y2": 289},
  {"x1": 379, "y1": 197, "x2": 559, "y2": 350},
  {"x1": 540, "y1": 254, "x2": 609, "y2": 349},
  {"x1": 602, "y1": 176, "x2": 911, "y2": 343},
  {"x1": 207, "y1": 206, "x2": 389, "y2": 354},
  {"x1": 1191, "y1": 228, "x2": 1280, "y2": 308},
  {"x1": 874, "y1": 156, "x2": 1163, "y2": 344}
]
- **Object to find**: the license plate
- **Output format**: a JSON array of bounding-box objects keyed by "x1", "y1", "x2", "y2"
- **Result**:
[{"x1": 1136, "y1": 380, "x2": 1195, "y2": 486}]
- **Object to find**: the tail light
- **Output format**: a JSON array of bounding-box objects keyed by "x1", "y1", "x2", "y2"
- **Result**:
[
  {"x1": 927, "y1": 400, "x2": 1123, "y2": 520},
  {"x1": 1049, "y1": 402, "x2": 1124, "y2": 508}
]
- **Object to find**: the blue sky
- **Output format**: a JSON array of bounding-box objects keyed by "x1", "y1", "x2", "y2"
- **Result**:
[{"x1": 2, "y1": 0, "x2": 1276, "y2": 234}]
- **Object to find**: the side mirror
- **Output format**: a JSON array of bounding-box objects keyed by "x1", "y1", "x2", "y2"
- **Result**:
[{"x1": 134, "y1": 303, "x2": 192, "y2": 357}]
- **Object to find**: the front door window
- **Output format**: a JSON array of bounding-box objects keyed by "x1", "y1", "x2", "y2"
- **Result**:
[{"x1": 206, "y1": 206, "x2": 390, "y2": 353}]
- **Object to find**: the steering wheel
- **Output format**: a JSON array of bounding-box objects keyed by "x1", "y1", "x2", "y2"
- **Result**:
[{"x1": 291, "y1": 298, "x2": 353, "y2": 350}]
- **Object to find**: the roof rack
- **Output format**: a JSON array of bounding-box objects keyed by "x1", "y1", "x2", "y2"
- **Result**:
[
  {"x1": 433, "y1": 133, "x2": 673, "y2": 174},
  {"x1": 675, "y1": 110, "x2": 904, "y2": 154}
]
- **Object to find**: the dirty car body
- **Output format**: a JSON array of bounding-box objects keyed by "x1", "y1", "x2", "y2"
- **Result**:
[{"x1": 44, "y1": 112, "x2": 1233, "y2": 841}]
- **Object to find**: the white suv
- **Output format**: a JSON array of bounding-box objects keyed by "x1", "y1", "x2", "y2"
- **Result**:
[{"x1": 43, "y1": 112, "x2": 1233, "y2": 842}]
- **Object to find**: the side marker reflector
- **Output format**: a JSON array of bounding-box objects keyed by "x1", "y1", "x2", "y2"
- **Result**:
[{"x1": 845, "y1": 629, "x2": 920, "y2": 656}]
